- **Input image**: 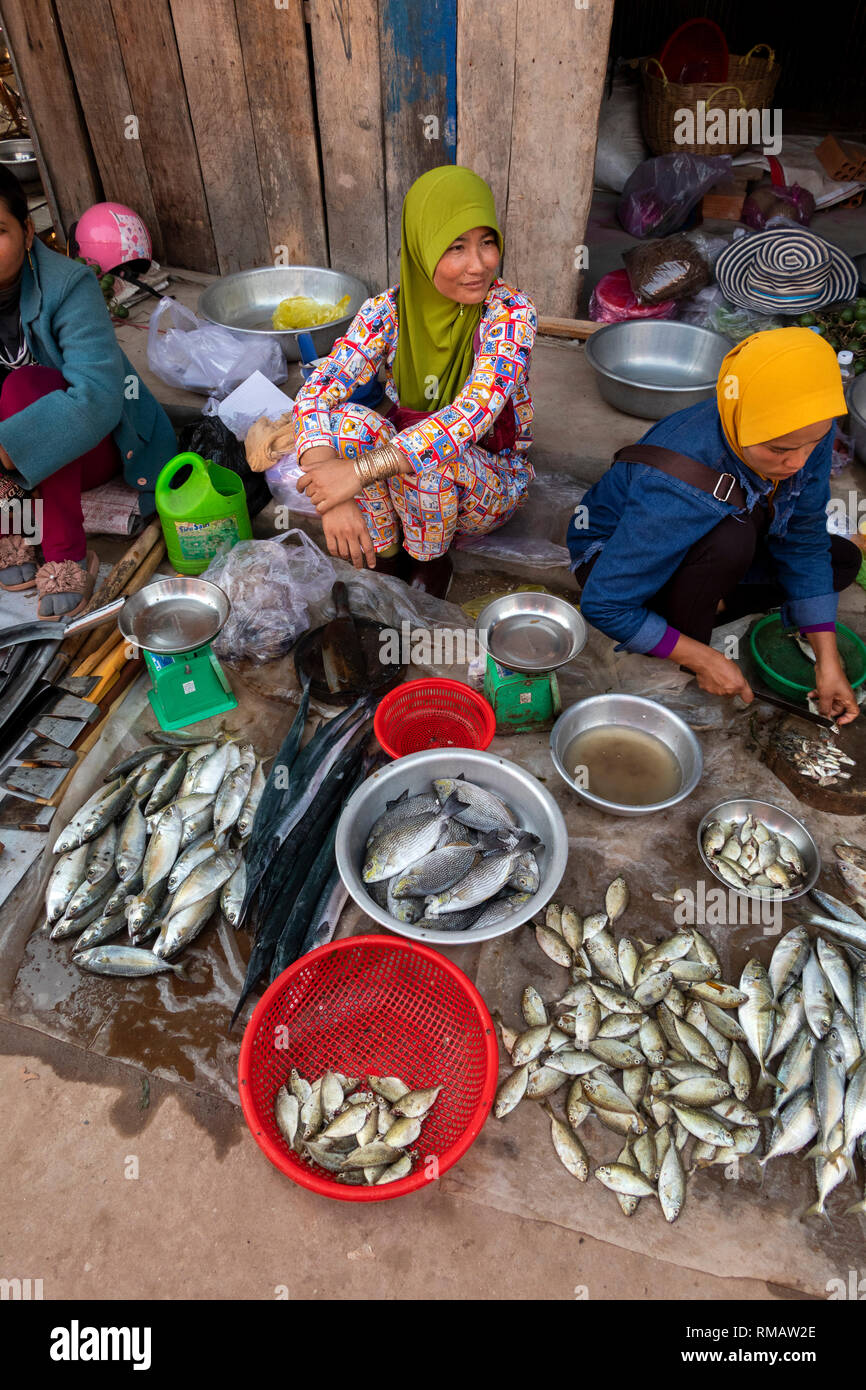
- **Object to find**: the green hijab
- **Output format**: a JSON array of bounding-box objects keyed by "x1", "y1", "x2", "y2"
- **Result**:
[{"x1": 393, "y1": 166, "x2": 502, "y2": 411}]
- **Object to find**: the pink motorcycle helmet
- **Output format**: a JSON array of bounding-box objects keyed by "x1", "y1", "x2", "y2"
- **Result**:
[{"x1": 69, "y1": 202, "x2": 153, "y2": 276}]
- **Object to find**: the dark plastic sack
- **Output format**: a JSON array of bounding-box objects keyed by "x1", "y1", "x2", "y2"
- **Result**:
[
  {"x1": 176, "y1": 415, "x2": 271, "y2": 519},
  {"x1": 623, "y1": 234, "x2": 710, "y2": 305},
  {"x1": 741, "y1": 181, "x2": 816, "y2": 230},
  {"x1": 618, "y1": 153, "x2": 732, "y2": 238}
]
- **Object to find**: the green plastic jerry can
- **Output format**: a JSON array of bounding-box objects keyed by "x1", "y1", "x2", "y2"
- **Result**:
[{"x1": 155, "y1": 451, "x2": 252, "y2": 576}]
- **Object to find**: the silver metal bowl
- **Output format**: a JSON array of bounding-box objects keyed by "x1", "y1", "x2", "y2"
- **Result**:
[
  {"x1": 119, "y1": 578, "x2": 230, "y2": 655},
  {"x1": 584, "y1": 320, "x2": 730, "y2": 419},
  {"x1": 697, "y1": 798, "x2": 820, "y2": 901},
  {"x1": 0, "y1": 138, "x2": 39, "y2": 183},
  {"x1": 475, "y1": 592, "x2": 587, "y2": 674},
  {"x1": 198, "y1": 266, "x2": 368, "y2": 362},
  {"x1": 850, "y1": 371, "x2": 866, "y2": 465},
  {"x1": 334, "y1": 748, "x2": 568, "y2": 946},
  {"x1": 550, "y1": 694, "x2": 703, "y2": 817}
]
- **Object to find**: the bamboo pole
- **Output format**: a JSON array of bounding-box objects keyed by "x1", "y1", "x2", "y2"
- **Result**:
[{"x1": 68, "y1": 538, "x2": 167, "y2": 668}]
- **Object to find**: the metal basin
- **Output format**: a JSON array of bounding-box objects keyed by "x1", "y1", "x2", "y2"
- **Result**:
[
  {"x1": 198, "y1": 265, "x2": 368, "y2": 362},
  {"x1": 550, "y1": 694, "x2": 703, "y2": 816},
  {"x1": 335, "y1": 748, "x2": 568, "y2": 946},
  {"x1": 850, "y1": 371, "x2": 866, "y2": 465},
  {"x1": 584, "y1": 320, "x2": 730, "y2": 419},
  {"x1": 119, "y1": 578, "x2": 230, "y2": 655},
  {"x1": 697, "y1": 798, "x2": 820, "y2": 902},
  {"x1": 0, "y1": 138, "x2": 39, "y2": 184},
  {"x1": 475, "y1": 592, "x2": 587, "y2": 674}
]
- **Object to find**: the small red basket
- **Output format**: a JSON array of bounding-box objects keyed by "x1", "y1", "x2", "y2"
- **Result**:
[
  {"x1": 374, "y1": 678, "x2": 496, "y2": 759},
  {"x1": 238, "y1": 935, "x2": 498, "y2": 1201}
]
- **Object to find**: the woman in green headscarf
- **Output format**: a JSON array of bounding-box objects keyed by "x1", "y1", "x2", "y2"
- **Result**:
[{"x1": 293, "y1": 165, "x2": 537, "y2": 596}]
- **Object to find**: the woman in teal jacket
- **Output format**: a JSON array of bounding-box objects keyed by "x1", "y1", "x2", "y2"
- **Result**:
[{"x1": 0, "y1": 169, "x2": 176, "y2": 616}]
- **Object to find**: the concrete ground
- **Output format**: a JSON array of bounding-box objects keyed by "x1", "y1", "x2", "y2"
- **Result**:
[{"x1": 3, "y1": 209, "x2": 866, "y2": 1301}]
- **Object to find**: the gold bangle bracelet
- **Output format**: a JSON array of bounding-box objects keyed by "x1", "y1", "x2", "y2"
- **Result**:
[{"x1": 354, "y1": 442, "x2": 405, "y2": 487}]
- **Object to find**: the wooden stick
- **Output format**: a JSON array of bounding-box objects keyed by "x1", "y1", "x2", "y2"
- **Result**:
[
  {"x1": 57, "y1": 518, "x2": 164, "y2": 665},
  {"x1": 67, "y1": 538, "x2": 167, "y2": 668},
  {"x1": 538, "y1": 316, "x2": 600, "y2": 340},
  {"x1": 72, "y1": 627, "x2": 125, "y2": 679},
  {"x1": 89, "y1": 644, "x2": 130, "y2": 703}
]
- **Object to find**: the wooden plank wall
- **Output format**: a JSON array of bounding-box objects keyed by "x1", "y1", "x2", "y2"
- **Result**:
[
  {"x1": 0, "y1": 0, "x2": 100, "y2": 238},
  {"x1": 3, "y1": 0, "x2": 615, "y2": 315}
]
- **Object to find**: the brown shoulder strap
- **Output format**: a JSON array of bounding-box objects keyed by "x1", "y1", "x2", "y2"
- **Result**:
[{"x1": 612, "y1": 443, "x2": 746, "y2": 510}]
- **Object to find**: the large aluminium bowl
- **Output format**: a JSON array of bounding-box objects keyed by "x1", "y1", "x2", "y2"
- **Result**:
[
  {"x1": 584, "y1": 320, "x2": 730, "y2": 419},
  {"x1": 0, "y1": 138, "x2": 39, "y2": 184},
  {"x1": 335, "y1": 748, "x2": 568, "y2": 946},
  {"x1": 550, "y1": 693, "x2": 703, "y2": 817},
  {"x1": 198, "y1": 265, "x2": 368, "y2": 361}
]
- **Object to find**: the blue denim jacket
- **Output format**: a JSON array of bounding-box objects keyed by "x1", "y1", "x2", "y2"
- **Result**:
[{"x1": 566, "y1": 399, "x2": 836, "y2": 653}]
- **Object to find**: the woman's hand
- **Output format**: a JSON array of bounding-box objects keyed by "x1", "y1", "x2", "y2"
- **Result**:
[
  {"x1": 811, "y1": 659, "x2": 860, "y2": 725},
  {"x1": 297, "y1": 456, "x2": 360, "y2": 513},
  {"x1": 321, "y1": 500, "x2": 377, "y2": 569},
  {"x1": 671, "y1": 634, "x2": 754, "y2": 702}
]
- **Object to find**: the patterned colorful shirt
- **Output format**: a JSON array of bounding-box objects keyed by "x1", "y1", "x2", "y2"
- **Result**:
[{"x1": 292, "y1": 279, "x2": 536, "y2": 477}]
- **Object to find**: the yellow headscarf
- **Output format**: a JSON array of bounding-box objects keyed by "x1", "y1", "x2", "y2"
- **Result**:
[{"x1": 716, "y1": 327, "x2": 845, "y2": 465}]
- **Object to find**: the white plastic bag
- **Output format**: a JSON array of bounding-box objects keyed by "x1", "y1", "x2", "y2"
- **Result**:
[{"x1": 146, "y1": 297, "x2": 287, "y2": 397}]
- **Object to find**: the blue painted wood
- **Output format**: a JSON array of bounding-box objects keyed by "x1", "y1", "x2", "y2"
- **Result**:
[{"x1": 380, "y1": 0, "x2": 458, "y2": 280}]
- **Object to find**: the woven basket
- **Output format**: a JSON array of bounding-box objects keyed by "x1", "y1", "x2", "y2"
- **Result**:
[{"x1": 639, "y1": 44, "x2": 781, "y2": 157}]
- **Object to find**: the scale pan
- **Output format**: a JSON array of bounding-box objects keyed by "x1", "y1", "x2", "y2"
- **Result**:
[
  {"x1": 475, "y1": 592, "x2": 587, "y2": 674},
  {"x1": 119, "y1": 578, "x2": 230, "y2": 655}
]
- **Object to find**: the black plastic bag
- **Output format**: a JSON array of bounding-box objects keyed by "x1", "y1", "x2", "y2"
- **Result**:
[{"x1": 176, "y1": 415, "x2": 271, "y2": 518}]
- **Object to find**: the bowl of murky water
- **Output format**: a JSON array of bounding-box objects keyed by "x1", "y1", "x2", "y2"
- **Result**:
[{"x1": 550, "y1": 694, "x2": 703, "y2": 816}]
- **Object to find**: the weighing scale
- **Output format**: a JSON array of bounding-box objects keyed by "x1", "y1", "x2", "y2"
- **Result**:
[
  {"x1": 0, "y1": 577, "x2": 237, "y2": 733},
  {"x1": 117, "y1": 578, "x2": 237, "y2": 730},
  {"x1": 474, "y1": 592, "x2": 587, "y2": 734}
]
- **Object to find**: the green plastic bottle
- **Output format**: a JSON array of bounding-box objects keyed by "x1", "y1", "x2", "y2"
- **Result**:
[{"x1": 155, "y1": 451, "x2": 252, "y2": 576}]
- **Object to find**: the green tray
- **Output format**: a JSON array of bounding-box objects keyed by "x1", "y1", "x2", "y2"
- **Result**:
[{"x1": 749, "y1": 614, "x2": 866, "y2": 701}]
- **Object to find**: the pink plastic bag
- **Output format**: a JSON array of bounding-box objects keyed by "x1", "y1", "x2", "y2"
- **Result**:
[
  {"x1": 589, "y1": 270, "x2": 677, "y2": 323},
  {"x1": 618, "y1": 153, "x2": 732, "y2": 238}
]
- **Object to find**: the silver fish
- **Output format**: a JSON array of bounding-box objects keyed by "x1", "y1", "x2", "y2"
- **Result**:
[
  {"x1": 759, "y1": 1090, "x2": 818, "y2": 1166},
  {"x1": 214, "y1": 765, "x2": 252, "y2": 841},
  {"x1": 167, "y1": 835, "x2": 220, "y2": 893},
  {"x1": 167, "y1": 850, "x2": 238, "y2": 920},
  {"x1": 387, "y1": 877, "x2": 423, "y2": 925},
  {"x1": 45, "y1": 843, "x2": 90, "y2": 924},
  {"x1": 274, "y1": 1086, "x2": 299, "y2": 1147},
  {"x1": 816, "y1": 937, "x2": 855, "y2": 1018},
  {"x1": 737, "y1": 959, "x2": 776, "y2": 1083},
  {"x1": 810, "y1": 887, "x2": 866, "y2": 928},
  {"x1": 49, "y1": 895, "x2": 110, "y2": 940},
  {"x1": 132, "y1": 753, "x2": 169, "y2": 797},
  {"x1": 812, "y1": 1029, "x2": 847, "y2": 1158},
  {"x1": 53, "y1": 780, "x2": 123, "y2": 855},
  {"x1": 363, "y1": 793, "x2": 464, "y2": 884},
  {"x1": 432, "y1": 776, "x2": 517, "y2": 832},
  {"x1": 192, "y1": 742, "x2": 230, "y2": 795},
  {"x1": 768, "y1": 925, "x2": 810, "y2": 1001},
  {"x1": 74, "y1": 911, "x2": 127, "y2": 953},
  {"x1": 84, "y1": 823, "x2": 117, "y2": 884},
  {"x1": 494, "y1": 1065, "x2": 529, "y2": 1119},
  {"x1": 143, "y1": 752, "x2": 188, "y2": 818},
  {"x1": 658, "y1": 1137, "x2": 685, "y2": 1223},
  {"x1": 805, "y1": 1121, "x2": 848, "y2": 1219},
  {"x1": 843, "y1": 1057, "x2": 866, "y2": 1163},
  {"x1": 237, "y1": 759, "x2": 266, "y2": 839},
  {"x1": 81, "y1": 782, "x2": 133, "y2": 841},
  {"x1": 594, "y1": 1163, "x2": 655, "y2": 1197},
  {"x1": 179, "y1": 803, "x2": 214, "y2": 849},
  {"x1": 142, "y1": 804, "x2": 184, "y2": 889},
  {"x1": 375, "y1": 1153, "x2": 413, "y2": 1184},
  {"x1": 424, "y1": 833, "x2": 538, "y2": 915},
  {"x1": 766, "y1": 985, "x2": 805, "y2": 1061},
  {"x1": 153, "y1": 888, "x2": 220, "y2": 959},
  {"x1": 73, "y1": 944, "x2": 189, "y2": 978},
  {"x1": 391, "y1": 842, "x2": 479, "y2": 898},
  {"x1": 66, "y1": 867, "x2": 117, "y2": 921},
  {"x1": 545, "y1": 1104, "x2": 589, "y2": 1180},
  {"x1": 116, "y1": 798, "x2": 147, "y2": 882},
  {"x1": 126, "y1": 878, "x2": 169, "y2": 936},
  {"x1": 802, "y1": 948, "x2": 834, "y2": 1038},
  {"x1": 220, "y1": 859, "x2": 247, "y2": 927}
]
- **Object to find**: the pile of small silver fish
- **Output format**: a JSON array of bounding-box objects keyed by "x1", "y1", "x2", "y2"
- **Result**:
[
  {"x1": 493, "y1": 876, "x2": 764, "y2": 1224},
  {"x1": 757, "y1": 919, "x2": 866, "y2": 1219},
  {"x1": 701, "y1": 812, "x2": 807, "y2": 898},
  {"x1": 273, "y1": 1068, "x2": 443, "y2": 1185},
  {"x1": 42, "y1": 732, "x2": 265, "y2": 977},
  {"x1": 772, "y1": 727, "x2": 856, "y2": 789},
  {"x1": 361, "y1": 774, "x2": 541, "y2": 931}
]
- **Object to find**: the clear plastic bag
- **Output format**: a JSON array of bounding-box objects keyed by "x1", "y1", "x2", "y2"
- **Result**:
[
  {"x1": 264, "y1": 450, "x2": 319, "y2": 516},
  {"x1": 147, "y1": 297, "x2": 287, "y2": 397},
  {"x1": 623, "y1": 234, "x2": 710, "y2": 305},
  {"x1": 204, "y1": 530, "x2": 331, "y2": 664},
  {"x1": 741, "y1": 182, "x2": 816, "y2": 230},
  {"x1": 618, "y1": 153, "x2": 732, "y2": 238}
]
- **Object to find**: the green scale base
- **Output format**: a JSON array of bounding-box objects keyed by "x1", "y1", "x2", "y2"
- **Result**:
[
  {"x1": 482, "y1": 654, "x2": 562, "y2": 735},
  {"x1": 144, "y1": 644, "x2": 237, "y2": 732}
]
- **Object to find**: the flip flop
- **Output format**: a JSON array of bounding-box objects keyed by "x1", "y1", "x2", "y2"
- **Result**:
[
  {"x1": 36, "y1": 549, "x2": 99, "y2": 620},
  {"x1": 0, "y1": 535, "x2": 38, "y2": 592}
]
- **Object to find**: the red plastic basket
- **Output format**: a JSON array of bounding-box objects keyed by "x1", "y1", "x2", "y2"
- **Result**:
[
  {"x1": 374, "y1": 678, "x2": 496, "y2": 759},
  {"x1": 238, "y1": 935, "x2": 498, "y2": 1201}
]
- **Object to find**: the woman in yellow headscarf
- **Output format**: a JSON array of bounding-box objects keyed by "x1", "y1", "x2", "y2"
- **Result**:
[
  {"x1": 292, "y1": 166, "x2": 537, "y2": 597},
  {"x1": 568, "y1": 328, "x2": 861, "y2": 724}
]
